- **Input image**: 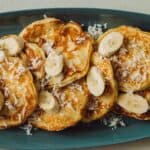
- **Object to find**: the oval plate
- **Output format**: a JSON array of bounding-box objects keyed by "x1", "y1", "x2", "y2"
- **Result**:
[{"x1": 0, "y1": 8, "x2": 150, "y2": 150}]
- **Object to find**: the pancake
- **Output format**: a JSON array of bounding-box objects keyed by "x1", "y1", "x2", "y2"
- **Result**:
[
  {"x1": 114, "y1": 88, "x2": 150, "y2": 120},
  {"x1": 0, "y1": 54, "x2": 37, "y2": 129},
  {"x1": 82, "y1": 52, "x2": 117, "y2": 122},
  {"x1": 97, "y1": 26, "x2": 150, "y2": 92},
  {"x1": 30, "y1": 79, "x2": 89, "y2": 131},
  {"x1": 20, "y1": 43, "x2": 46, "y2": 80},
  {"x1": 19, "y1": 18, "x2": 93, "y2": 88}
]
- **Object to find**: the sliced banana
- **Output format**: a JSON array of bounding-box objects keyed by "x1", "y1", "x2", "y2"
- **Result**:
[
  {"x1": 117, "y1": 93, "x2": 149, "y2": 114},
  {"x1": 0, "y1": 91, "x2": 4, "y2": 111},
  {"x1": 39, "y1": 91, "x2": 59, "y2": 114},
  {"x1": 45, "y1": 51, "x2": 64, "y2": 77},
  {"x1": 98, "y1": 32, "x2": 123, "y2": 57},
  {"x1": 0, "y1": 51, "x2": 5, "y2": 62},
  {"x1": 87, "y1": 66, "x2": 105, "y2": 96},
  {"x1": 0, "y1": 35, "x2": 24, "y2": 56}
]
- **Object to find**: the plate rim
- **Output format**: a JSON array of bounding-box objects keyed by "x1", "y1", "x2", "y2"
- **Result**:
[{"x1": 0, "y1": 8, "x2": 149, "y2": 17}]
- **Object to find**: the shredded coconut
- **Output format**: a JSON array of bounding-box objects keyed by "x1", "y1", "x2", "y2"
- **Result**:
[
  {"x1": 88, "y1": 97, "x2": 99, "y2": 111},
  {"x1": 88, "y1": 23, "x2": 107, "y2": 39},
  {"x1": 16, "y1": 64, "x2": 26, "y2": 77},
  {"x1": 130, "y1": 70, "x2": 142, "y2": 81},
  {"x1": 110, "y1": 55, "x2": 118, "y2": 63},
  {"x1": 110, "y1": 41, "x2": 149, "y2": 84},
  {"x1": 122, "y1": 71, "x2": 128, "y2": 78},
  {"x1": 76, "y1": 36, "x2": 86, "y2": 44},
  {"x1": 70, "y1": 83, "x2": 83, "y2": 92},
  {"x1": 5, "y1": 101, "x2": 14, "y2": 110},
  {"x1": 65, "y1": 101, "x2": 72, "y2": 109},
  {"x1": 69, "y1": 20, "x2": 74, "y2": 23},
  {"x1": 52, "y1": 86, "x2": 60, "y2": 99},
  {"x1": 101, "y1": 113, "x2": 126, "y2": 130},
  {"x1": 43, "y1": 14, "x2": 48, "y2": 19},
  {"x1": 103, "y1": 23, "x2": 108, "y2": 29},
  {"x1": 20, "y1": 123, "x2": 33, "y2": 136},
  {"x1": 119, "y1": 47, "x2": 128, "y2": 55},
  {"x1": 29, "y1": 57, "x2": 42, "y2": 70}
]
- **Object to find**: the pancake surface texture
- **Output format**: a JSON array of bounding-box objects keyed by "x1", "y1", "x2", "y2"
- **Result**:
[
  {"x1": 0, "y1": 55, "x2": 37, "y2": 128},
  {"x1": 82, "y1": 52, "x2": 117, "y2": 122},
  {"x1": 97, "y1": 26, "x2": 150, "y2": 92},
  {"x1": 30, "y1": 80, "x2": 89, "y2": 131},
  {"x1": 20, "y1": 18, "x2": 93, "y2": 88}
]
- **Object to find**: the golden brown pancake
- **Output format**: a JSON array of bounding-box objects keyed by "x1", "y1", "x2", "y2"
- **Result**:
[
  {"x1": 19, "y1": 18, "x2": 93, "y2": 88},
  {"x1": 82, "y1": 52, "x2": 117, "y2": 122},
  {"x1": 20, "y1": 43, "x2": 46, "y2": 80},
  {"x1": 97, "y1": 26, "x2": 150, "y2": 92},
  {"x1": 0, "y1": 55, "x2": 37, "y2": 129},
  {"x1": 30, "y1": 80, "x2": 89, "y2": 131}
]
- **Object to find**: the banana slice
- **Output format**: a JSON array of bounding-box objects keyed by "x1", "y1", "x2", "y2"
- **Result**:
[
  {"x1": 98, "y1": 32, "x2": 123, "y2": 57},
  {"x1": 45, "y1": 51, "x2": 64, "y2": 77},
  {"x1": 0, "y1": 91, "x2": 4, "y2": 111},
  {"x1": 87, "y1": 66, "x2": 105, "y2": 96},
  {"x1": 0, "y1": 35, "x2": 24, "y2": 56},
  {"x1": 0, "y1": 51, "x2": 5, "y2": 62},
  {"x1": 39, "y1": 91, "x2": 59, "y2": 114},
  {"x1": 117, "y1": 93, "x2": 149, "y2": 114}
]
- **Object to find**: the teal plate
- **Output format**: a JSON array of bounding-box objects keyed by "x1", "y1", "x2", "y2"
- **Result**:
[{"x1": 0, "y1": 8, "x2": 150, "y2": 150}]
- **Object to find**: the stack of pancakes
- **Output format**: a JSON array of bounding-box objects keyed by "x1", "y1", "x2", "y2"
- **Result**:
[{"x1": 0, "y1": 17, "x2": 149, "y2": 131}]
